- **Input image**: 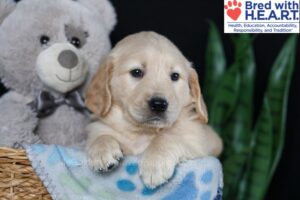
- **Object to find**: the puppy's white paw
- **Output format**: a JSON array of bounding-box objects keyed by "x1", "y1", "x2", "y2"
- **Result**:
[
  {"x1": 140, "y1": 155, "x2": 177, "y2": 189},
  {"x1": 87, "y1": 137, "x2": 123, "y2": 172}
]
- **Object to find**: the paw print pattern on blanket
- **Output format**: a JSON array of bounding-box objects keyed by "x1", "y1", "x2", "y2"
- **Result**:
[
  {"x1": 116, "y1": 163, "x2": 139, "y2": 192},
  {"x1": 163, "y1": 170, "x2": 216, "y2": 200},
  {"x1": 116, "y1": 162, "x2": 162, "y2": 195},
  {"x1": 26, "y1": 145, "x2": 223, "y2": 200},
  {"x1": 200, "y1": 170, "x2": 213, "y2": 200},
  {"x1": 201, "y1": 170, "x2": 213, "y2": 184},
  {"x1": 162, "y1": 172, "x2": 197, "y2": 200},
  {"x1": 116, "y1": 162, "x2": 219, "y2": 200}
]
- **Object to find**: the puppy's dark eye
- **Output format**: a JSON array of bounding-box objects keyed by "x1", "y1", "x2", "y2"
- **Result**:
[
  {"x1": 40, "y1": 35, "x2": 50, "y2": 45},
  {"x1": 171, "y1": 72, "x2": 180, "y2": 81},
  {"x1": 130, "y1": 69, "x2": 144, "y2": 78},
  {"x1": 70, "y1": 37, "x2": 81, "y2": 48}
]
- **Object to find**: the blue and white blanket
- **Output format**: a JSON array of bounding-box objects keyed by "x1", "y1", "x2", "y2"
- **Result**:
[{"x1": 25, "y1": 144, "x2": 223, "y2": 200}]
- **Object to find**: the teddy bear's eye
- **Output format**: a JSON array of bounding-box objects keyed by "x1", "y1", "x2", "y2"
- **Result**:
[
  {"x1": 70, "y1": 37, "x2": 81, "y2": 48},
  {"x1": 40, "y1": 35, "x2": 50, "y2": 46}
]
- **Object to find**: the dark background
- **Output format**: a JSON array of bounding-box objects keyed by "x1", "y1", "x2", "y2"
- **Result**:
[{"x1": 1, "y1": 0, "x2": 299, "y2": 199}]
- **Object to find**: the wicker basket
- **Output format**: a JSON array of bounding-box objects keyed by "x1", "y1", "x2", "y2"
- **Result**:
[{"x1": 0, "y1": 147, "x2": 51, "y2": 200}]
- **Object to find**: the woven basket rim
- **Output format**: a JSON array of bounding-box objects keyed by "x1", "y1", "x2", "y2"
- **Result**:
[{"x1": 0, "y1": 147, "x2": 52, "y2": 200}]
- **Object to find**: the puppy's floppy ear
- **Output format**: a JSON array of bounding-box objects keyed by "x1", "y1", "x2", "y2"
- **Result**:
[
  {"x1": 189, "y1": 68, "x2": 208, "y2": 123},
  {"x1": 85, "y1": 58, "x2": 113, "y2": 118}
]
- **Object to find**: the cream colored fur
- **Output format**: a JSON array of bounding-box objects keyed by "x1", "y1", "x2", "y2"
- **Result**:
[{"x1": 85, "y1": 31, "x2": 223, "y2": 189}]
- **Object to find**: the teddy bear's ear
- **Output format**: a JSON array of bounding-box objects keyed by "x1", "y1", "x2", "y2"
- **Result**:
[
  {"x1": 0, "y1": 0, "x2": 20, "y2": 25},
  {"x1": 80, "y1": 0, "x2": 117, "y2": 33}
]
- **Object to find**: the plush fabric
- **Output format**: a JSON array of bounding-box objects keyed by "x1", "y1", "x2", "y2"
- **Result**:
[
  {"x1": 25, "y1": 144, "x2": 223, "y2": 200},
  {"x1": 0, "y1": 0, "x2": 116, "y2": 147}
]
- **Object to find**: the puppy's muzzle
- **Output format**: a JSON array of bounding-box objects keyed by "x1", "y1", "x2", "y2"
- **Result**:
[{"x1": 148, "y1": 97, "x2": 168, "y2": 113}]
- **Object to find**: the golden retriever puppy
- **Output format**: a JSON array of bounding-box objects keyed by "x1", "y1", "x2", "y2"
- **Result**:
[{"x1": 85, "y1": 31, "x2": 222, "y2": 189}]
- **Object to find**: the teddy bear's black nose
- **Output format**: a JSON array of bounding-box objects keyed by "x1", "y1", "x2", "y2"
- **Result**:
[
  {"x1": 148, "y1": 97, "x2": 169, "y2": 113},
  {"x1": 58, "y1": 50, "x2": 78, "y2": 69}
]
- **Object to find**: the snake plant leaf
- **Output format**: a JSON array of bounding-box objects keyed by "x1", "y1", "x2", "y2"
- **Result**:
[
  {"x1": 265, "y1": 35, "x2": 297, "y2": 180},
  {"x1": 235, "y1": 169, "x2": 249, "y2": 200},
  {"x1": 204, "y1": 21, "x2": 226, "y2": 113},
  {"x1": 209, "y1": 63, "x2": 240, "y2": 134},
  {"x1": 222, "y1": 149, "x2": 249, "y2": 199},
  {"x1": 223, "y1": 34, "x2": 255, "y2": 158},
  {"x1": 245, "y1": 98, "x2": 273, "y2": 200}
]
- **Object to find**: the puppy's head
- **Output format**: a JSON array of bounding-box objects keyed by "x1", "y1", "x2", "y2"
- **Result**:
[{"x1": 86, "y1": 32, "x2": 208, "y2": 128}]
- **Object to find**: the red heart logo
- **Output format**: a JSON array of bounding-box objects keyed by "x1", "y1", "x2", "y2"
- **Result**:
[{"x1": 227, "y1": 8, "x2": 241, "y2": 21}]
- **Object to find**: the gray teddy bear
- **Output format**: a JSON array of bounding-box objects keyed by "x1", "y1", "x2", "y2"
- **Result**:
[{"x1": 0, "y1": 0, "x2": 116, "y2": 147}]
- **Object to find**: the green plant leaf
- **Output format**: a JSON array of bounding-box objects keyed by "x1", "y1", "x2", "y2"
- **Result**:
[
  {"x1": 223, "y1": 34, "x2": 255, "y2": 157},
  {"x1": 209, "y1": 63, "x2": 240, "y2": 134},
  {"x1": 222, "y1": 36, "x2": 256, "y2": 199},
  {"x1": 204, "y1": 21, "x2": 226, "y2": 112},
  {"x1": 222, "y1": 149, "x2": 249, "y2": 199},
  {"x1": 223, "y1": 34, "x2": 255, "y2": 200},
  {"x1": 245, "y1": 98, "x2": 273, "y2": 200},
  {"x1": 265, "y1": 35, "x2": 297, "y2": 180}
]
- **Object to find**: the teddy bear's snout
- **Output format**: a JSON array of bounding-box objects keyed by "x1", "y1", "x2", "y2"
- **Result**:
[
  {"x1": 36, "y1": 43, "x2": 88, "y2": 93},
  {"x1": 58, "y1": 50, "x2": 79, "y2": 69}
]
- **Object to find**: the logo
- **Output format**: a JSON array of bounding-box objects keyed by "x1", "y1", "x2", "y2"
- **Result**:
[
  {"x1": 224, "y1": 0, "x2": 242, "y2": 21},
  {"x1": 224, "y1": 0, "x2": 300, "y2": 33}
]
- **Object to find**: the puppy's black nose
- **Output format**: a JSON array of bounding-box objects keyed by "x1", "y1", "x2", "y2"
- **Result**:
[
  {"x1": 58, "y1": 50, "x2": 78, "y2": 69},
  {"x1": 148, "y1": 97, "x2": 168, "y2": 113}
]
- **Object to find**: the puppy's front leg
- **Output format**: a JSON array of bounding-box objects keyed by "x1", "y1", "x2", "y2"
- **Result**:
[
  {"x1": 140, "y1": 135, "x2": 184, "y2": 189},
  {"x1": 87, "y1": 135, "x2": 123, "y2": 172},
  {"x1": 140, "y1": 127, "x2": 222, "y2": 189}
]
